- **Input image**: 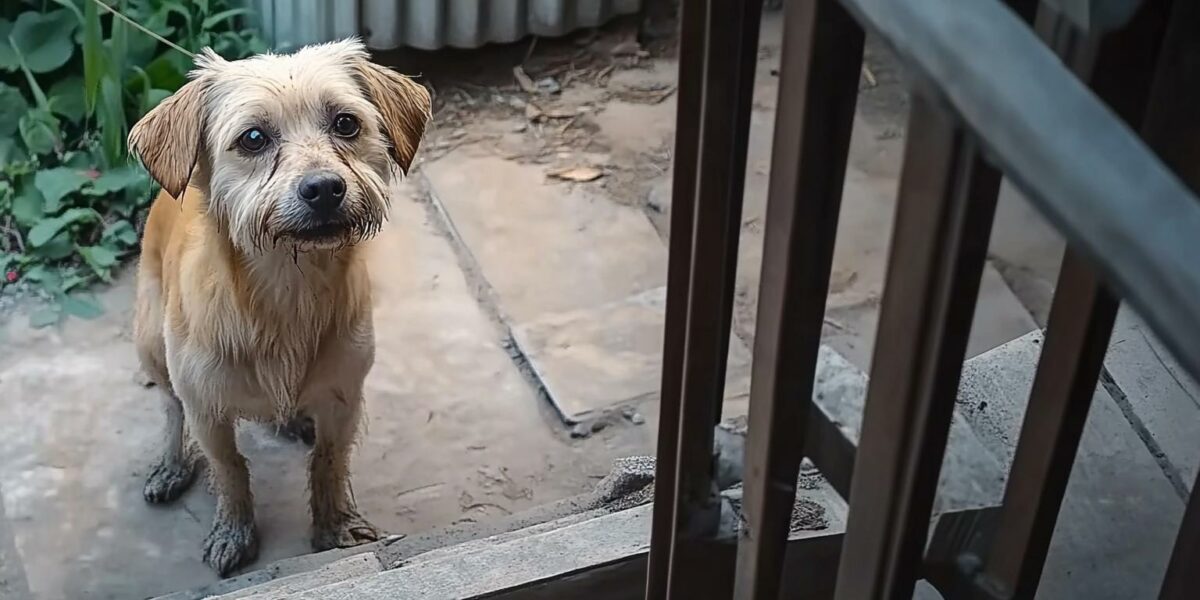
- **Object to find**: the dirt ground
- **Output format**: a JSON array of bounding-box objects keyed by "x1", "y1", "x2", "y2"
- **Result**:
[{"x1": 0, "y1": 11, "x2": 1059, "y2": 600}]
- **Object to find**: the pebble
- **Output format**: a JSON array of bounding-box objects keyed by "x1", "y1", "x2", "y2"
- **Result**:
[{"x1": 570, "y1": 423, "x2": 591, "y2": 439}]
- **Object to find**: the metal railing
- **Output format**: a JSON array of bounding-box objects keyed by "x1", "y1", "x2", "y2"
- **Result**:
[{"x1": 644, "y1": 0, "x2": 1200, "y2": 598}]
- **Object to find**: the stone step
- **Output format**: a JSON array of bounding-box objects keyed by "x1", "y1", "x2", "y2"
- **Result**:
[
  {"x1": 276, "y1": 477, "x2": 847, "y2": 599},
  {"x1": 811, "y1": 344, "x2": 1008, "y2": 513},
  {"x1": 212, "y1": 553, "x2": 381, "y2": 600},
  {"x1": 954, "y1": 330, "x2": 1186, "y2": 600}
]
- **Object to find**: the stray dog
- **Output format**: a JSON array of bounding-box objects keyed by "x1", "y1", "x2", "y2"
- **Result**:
[{"x1": 127, "y1": 39, "x2": 430, "y2": 576}]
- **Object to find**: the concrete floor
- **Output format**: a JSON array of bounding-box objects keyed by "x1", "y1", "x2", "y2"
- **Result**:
[{"x1": 0, "y1": 10, "x2": 1194, "y2": 600}]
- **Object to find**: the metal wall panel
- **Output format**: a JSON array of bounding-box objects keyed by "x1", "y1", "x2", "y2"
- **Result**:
[{"x1": 249, "y1": 0, "x2": 642, "y2": 51}]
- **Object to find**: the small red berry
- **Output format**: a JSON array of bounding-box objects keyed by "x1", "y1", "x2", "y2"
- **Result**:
[{"x1": 5, "y1": 271, "x2": 16, "y2": 283}]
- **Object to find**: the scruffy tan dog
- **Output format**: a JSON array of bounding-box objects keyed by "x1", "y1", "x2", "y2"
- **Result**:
[{"x1": 127, "y1": 40, "x2": 430, "y2": 576}]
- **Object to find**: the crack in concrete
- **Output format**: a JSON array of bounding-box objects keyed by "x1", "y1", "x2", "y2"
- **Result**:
[{"x1": 1100, "y1": 367, "x2": 1190, "y2": 501}]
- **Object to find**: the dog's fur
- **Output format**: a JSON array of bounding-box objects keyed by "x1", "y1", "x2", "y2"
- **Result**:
[{"x1": 128, "y1": 40, "x2": 430, "y2": 576}]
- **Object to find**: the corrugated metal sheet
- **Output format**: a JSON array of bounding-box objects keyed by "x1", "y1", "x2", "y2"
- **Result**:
[{"x1": 248, "y1": 0, "x2": 642, "y2": 51}]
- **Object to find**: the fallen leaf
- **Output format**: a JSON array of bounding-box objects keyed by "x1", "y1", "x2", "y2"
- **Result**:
[
  {"x1": 610, "y1": 40, "x2": 642, "y2": 56},
  {"x1": 525, "y1": 102, "x2": 544, "y2": 121},
  {"x1": 549, "y1": 166, "x2": 603, "y2": 182},
  {"x1": 513, "y1": 65, "x2": 537, "y2": 94}
]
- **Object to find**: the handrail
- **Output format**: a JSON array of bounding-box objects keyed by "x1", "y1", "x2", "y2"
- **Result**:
[{"x1": 839, "y1": 0, "x2": 1200, "y2": 381}]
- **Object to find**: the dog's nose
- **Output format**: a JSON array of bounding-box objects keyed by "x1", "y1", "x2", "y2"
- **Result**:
[{"x1": 297, "y1": 170, "x2": 345, "y2": 214}]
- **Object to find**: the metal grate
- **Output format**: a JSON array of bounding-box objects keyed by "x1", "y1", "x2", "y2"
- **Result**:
[{"x1": 644, "y1": 0, "x2": 1200, "y2": 599}]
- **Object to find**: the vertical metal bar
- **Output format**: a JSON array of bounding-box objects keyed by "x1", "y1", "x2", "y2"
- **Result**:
[
  {"x1": 1161, "y1": 469, "x2": 1200, "y2": 599},
  {"x1": 644, "y1": 0, "x2": 710, "y2": 596},
  {"x1": 833, "y1": 96, "x2": 1004, "y2": 600},
  {"x1": 731, "y1": 0, "x2": 864, "y2": 598},
  {"x1": 979, "y1": 251, "x2": 1118, "y2": 599},
  {"x1": 1150, "y1": 2, "x2": 1200, "y2": 598},
  {"x1": 979, "y1": 5, "x2": 1185, "y2": 598},
  {"x1": 664, "y1": 0, "x2": 763, "y2": 595},
  {"x1": 652, "y1": 0, "x2": 763, "y2": 595}
]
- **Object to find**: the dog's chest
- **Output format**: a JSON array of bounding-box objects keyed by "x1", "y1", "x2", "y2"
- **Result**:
[{"x1": 196, "y1": 262, "x2": 349, "y2": 416}]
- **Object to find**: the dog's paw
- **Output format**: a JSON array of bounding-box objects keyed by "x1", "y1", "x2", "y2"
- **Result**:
[
  {"x1": 203, "y1": 519, "x2": 259, "y2": 577},
  {"x1": 143, "y1": 459, "x2": 198, "y2": 504},
  {"x1": 312, "y1": 511, "x2": 382, "y2": 551}
]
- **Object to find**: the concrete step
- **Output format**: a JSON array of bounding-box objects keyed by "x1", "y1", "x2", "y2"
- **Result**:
[
  {"x1": 954, "y1": 330, "x2": 1186, "y2": 600},
  {"x1": 211, "y1": 553, "x2": 381, "y2": 600},
  {"x1": 811, "y1": 344, "x2": 1008, "y2": 513},
  {"x1": 152, "y1": 455, "x2": 657, "y2": 600},
  {"x1": 275, "y1": 478, "x2": 847, "y2": 599}
]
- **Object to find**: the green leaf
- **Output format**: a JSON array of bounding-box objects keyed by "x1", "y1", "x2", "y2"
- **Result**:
[
  {"x1": 26, "y1": 207, "x2": 101, "y2": 246},
  {"x1": 142, "y1": 88, "x2": 171, "y2": 113},
  {"x1": 34, "y1": 167, "x2": 92, "y2": 213},
  {"x1": 22, "y1": 264, "x2": 59, "y2": 286},
  {"x1": 161, "y1": 2, "x2": 193, "y2": 36},
  {"x1": 77, "y1": 244, "x2": 119, "y2": 280},
  {"x1": 11, "y1": 183, "x2": 43, "y2": 227},
  {"x1": 26, "y1": 220, "x2": 63, "y2": 247},
  {"x1": 61, "y1": 293, "x2": 104, "y2": 319},
  {"x1": 48, "y1": 76, "x2": 87, "y2": 124},
  {"x1": 49, "y1": 0, "x2": 86, "y2": 23},
  {"x1": 19, "y1": 109, "x2": 60, "y2": 156},
  {"x1": 143, "y1": 51, "x2": 188, "y2": 91},
  {"x1": 0, "y1": 83, "x2": 28, "y2": 136},
  {"x1": 31, "y1": 231, "x2": 75, "y2": 260},
  {"x1": 29, "y1": 308, "x2": 62, "y2": 329},
  {"x1": 201, "y1": 7, "x2": 252, "y2": 30},
  {"x1": 61, "y1": 271, "x2": 89, "y2": 292},
  {"x1": 0, "y1": 137, "x2": 28, "y2": 167},
  {"x1": 0, "y1": 19, "x2": 16, "y2": 72},
  {"x1": 5, "y1": 10, "x2": 79, "y2": 74},
  {"x1": 109, "y1": 6, "x2": 128, "y2": 84},
  {"x1": 102, "y1": 220, "x2": 138, "y2": 247},
  {"x1": 88, "y1": 166, "x2": 142, "y2": 195},
  {"x1": 98, "y1": 77, "x2": 126, "y2": 166},
  {"x1": 82, "y1": 0, "x2": 104, "y2": 115}
]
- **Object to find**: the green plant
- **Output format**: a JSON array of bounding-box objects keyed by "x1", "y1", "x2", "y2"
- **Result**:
[{"x1": 0, "y1": 0, "x2": 266, "y2": 327}]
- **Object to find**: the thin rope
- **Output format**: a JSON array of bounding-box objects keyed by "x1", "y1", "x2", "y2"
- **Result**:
[{"x1": 86, "y1": 0, "x2": 197, "y2": 59}]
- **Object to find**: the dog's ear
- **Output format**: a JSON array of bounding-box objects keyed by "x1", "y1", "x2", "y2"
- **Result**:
[
  {"x1": 355, "y1": 62, "x2": 431, "y2": 174},
  {"x1": 128, "y1": 78, "x2": 206, "y2": 199}
]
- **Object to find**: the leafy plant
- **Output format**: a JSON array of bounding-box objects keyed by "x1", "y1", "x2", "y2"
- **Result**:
[{"x1": 0, "y1": 0, "x2": 266, "y2": 327}]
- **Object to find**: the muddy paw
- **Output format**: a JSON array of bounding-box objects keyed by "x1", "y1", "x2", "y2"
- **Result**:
[
  {"x1": 202, "y1": 519, "x2": 259, "y2": 577},
  {"x1": 143, "y1": 459, "x2": 197, "y2": 504},
  {"x1": 312, "y1": 512, "x2": 382, "y2": 551}
]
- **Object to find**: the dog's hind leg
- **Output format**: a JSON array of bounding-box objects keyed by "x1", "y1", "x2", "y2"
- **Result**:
[
  {"x1": 143, "y1": 387, "x2": 200, "y2": 503},
  {"x1": 191, "y1": 415, "x2": 259, "y2": 576},
  {"x1": 309, "y1": 390, "x2": 381, "y2": 550}
]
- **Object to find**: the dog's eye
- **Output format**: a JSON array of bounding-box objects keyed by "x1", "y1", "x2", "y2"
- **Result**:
[
  {"x1": 238, "y1": 128, "x2": 268, "y2": 153},
  {"x1": 332, "y1": 113, "x2": 360, "y2": 138}
]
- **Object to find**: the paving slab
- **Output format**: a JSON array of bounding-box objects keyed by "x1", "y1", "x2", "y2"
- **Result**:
[
  {"x1": 511, "y1": 286, "x2": 751, "y2": 422},
  {"x1": 957, "y1": 331, "x2": 1185, "y2": 600},
  {"x1": 422, "y1": 149, "x2": 668, "y2": 325},
  {"x1": 1106, "y1": 307, "x2": 1200, "y2": 493}
]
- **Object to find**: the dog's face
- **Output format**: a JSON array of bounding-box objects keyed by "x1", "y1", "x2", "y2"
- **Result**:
[{"x1": 129, "y1": 40, "x2": 431, "y2": 252}]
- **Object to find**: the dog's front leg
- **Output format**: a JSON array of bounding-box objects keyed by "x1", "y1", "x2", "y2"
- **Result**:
[
  {"x1": 309, "y1": 388, "x2": 381, "y2": 550},
  {"x1": 190, "y1": 414, "x2": 259, "y2": 576}
]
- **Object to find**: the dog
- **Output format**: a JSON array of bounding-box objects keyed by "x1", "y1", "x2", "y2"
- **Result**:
[{"x1": 127, "y1": 39, "x2": 430, "y2": 576}]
